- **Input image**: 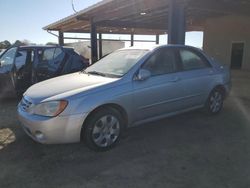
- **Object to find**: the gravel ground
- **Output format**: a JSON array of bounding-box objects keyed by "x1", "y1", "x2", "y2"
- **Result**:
[{"x1": 0, "y1": 70, "x2": 250, "y2": 188}]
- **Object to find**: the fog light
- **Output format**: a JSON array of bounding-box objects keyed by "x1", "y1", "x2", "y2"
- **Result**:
[{"x1": 35, "y1": 131, "x2": 45, "y2": 141}]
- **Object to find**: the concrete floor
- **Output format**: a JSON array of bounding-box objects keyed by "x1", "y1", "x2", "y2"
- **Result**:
[{"x1": 0, "y1": 70, "x2": 250, "y2": 188}]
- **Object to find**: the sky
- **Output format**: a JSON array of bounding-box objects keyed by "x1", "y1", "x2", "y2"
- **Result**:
[{"x1": 0, "y1": 0, "x2": 203, "y2": 47}]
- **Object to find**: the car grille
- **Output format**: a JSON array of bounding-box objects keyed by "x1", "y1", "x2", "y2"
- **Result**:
[{"x1": 20, "y1": 96, "x2": 33, "y2": 112}]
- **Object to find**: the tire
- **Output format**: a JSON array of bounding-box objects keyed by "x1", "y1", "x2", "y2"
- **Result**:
[
  {"x1": 205, "y1": 88, "x2": 224, "y2": 115},
  {"x1": 83, "y1": 107, "x2": 124, "y2": 151}
]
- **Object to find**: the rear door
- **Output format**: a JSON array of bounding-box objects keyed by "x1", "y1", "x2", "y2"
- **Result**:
[
  {"x1": 49, "y1": 47, "x2": 66, "y2": 77},
  {"x1": 36, "y1": 47, "x2": 55, "y2": 81},
  {"x1": 61, "y1": 50, "x2": 88, "y2": 74},
  {"x1": 176, "y1": 48, "x2": 214, "y2": 108},
  {"x1": 14, "y1": 49, "x2": 34, "y2": 90},
  {"x1": 0, "y1": 47, "x2": 18, "y2": 91}
]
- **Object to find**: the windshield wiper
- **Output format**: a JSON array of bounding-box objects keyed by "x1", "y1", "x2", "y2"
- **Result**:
[{"x1": 86, "y1": 71, "x2": 107, "y2": 77}]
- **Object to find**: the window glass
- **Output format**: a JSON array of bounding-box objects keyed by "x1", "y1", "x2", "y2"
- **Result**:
[
  {"x1": 61, "y1": 53, "x2": 85, "y2": 74},
  {"x1": 0, "y1": 47, "x2": 17, "y2": 66},
  {"x1": 142, "y1": 48, "x2": 176, "y2": 76},
  {"x1": 179, "y1": 49, "x2": 209, "y2": 70},
  {"x1": 85, "y1": 49, "x2": 148, "y2": 77},
  {"x1": 15, "y1": 50, "x2": 27, "y2": 69},
  {"x1": 53, "y1": 48, "x2": 64, "y2": 62},
  {"x1": 48, "y1": 47, "x2": 65, "y2": 72},
  {"x1": 71, "y1": 54, "x2": 84, "y2": 70},
  {"x1": 42, "y1": 48, "x2": 55, "y2": 61}
]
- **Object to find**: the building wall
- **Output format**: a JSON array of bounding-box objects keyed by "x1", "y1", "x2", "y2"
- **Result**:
[{"x1": 203, "y1": 15, "x2": 250, "y2": 69}]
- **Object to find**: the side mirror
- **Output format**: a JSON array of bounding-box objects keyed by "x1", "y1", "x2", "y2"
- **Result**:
[{"x1": 135, "y1": 69, "x2": 151, "y2": 81}]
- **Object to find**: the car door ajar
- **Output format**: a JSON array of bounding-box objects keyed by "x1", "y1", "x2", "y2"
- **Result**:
[
  {"x1": 36, "y1": 48, "x2": 55, "y2": 81},
  {"x1": 14, "y1": 49, "x2": 34, "y2": 91},
  {"x1": 0, "y1": 47, "x2": 18, "y2": 91},
  {"x1": 49, "y1": 47, "x2": 66, "y2": 77},
  {"x1": 132, "y1": 47, "x2": 183, "y2": 122}
]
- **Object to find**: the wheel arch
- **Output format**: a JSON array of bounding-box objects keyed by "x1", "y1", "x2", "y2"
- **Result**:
[
  {"x1": 212, "y1": 84, "x2": 226, "y2": 99},
  {"x1": 81, "y1": 103, "x2": 129, "y2": 138}
]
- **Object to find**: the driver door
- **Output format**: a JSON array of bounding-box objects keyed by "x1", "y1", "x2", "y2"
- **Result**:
[
  {"x1": 0, "y1": 47, "x2": 18, "y2": 91},
  {"x1": 132, "y1": 47, "x2": 183, "y2": 122}
]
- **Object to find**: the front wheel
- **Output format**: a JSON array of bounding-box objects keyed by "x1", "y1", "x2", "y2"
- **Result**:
[
  {"x1": 83, "y1": 107, "x2": 124, "y2": 151},
  {"x1": 205, "y1": 88, "x2": 224, "y2": 115}
]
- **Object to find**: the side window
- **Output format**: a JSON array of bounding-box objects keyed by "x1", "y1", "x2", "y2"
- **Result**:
[
  {"x1": 142, "y1": 48, "x2": 176, "y2": 76},
  {"x1": 0, "y1": 47, "x2": 17, "y2": 66},
  {"x1": 70, "y1": 53, "x2": 85, "y2": 71},
  {"x1": 62, "y1": 53, "x2": 84, "y2": 74},
  {"x1": 42, "y1": 48, "x2": 55, "y2": 61},
  {"x1": 53, "y1": 48, "x2": 64, "y2": 63},
  {"x1": 179, "y1": 49, "x2": 209, "y2": 71},
  {"x1": 15, "y1": 50, "x2": 27, "y2": 68}
]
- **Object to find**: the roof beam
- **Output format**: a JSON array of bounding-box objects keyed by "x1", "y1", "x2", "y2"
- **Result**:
[
  {"x1": 96, "y1": 20, "x2": 168, "y2": 30},
  {"x1": 60, "y1": 20, "x2": 89, "y2": 32},
  {"x1": 93, "y1": 0, "x2": 169, "y2": 23}
]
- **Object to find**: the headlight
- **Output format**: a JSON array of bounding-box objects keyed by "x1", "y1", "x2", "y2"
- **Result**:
[{"x1": 28, "y1": 100, "x2": 68, "y2": 117}]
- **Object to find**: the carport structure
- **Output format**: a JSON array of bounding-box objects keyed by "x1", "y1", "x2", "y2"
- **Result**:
[{"x1": 43, "y1": 0, "x2": 250, "y2": 64}]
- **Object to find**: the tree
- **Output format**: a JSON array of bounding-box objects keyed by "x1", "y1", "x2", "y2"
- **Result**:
[
  {"x1": 22, "y1": 39, "x2": 31, "y2": 45},
  {"x1": 46, "y1": 42, "x2": 57, "y2": 45},
  {"x1": 12, "y1": 40, "x2": 25, "y2": 47},
  {"x1": 12, "y1": 39, "x2": 32, "y2": 47},
  {"x1": 0, "y1": 40, "x2": 11, "y2": 49}
]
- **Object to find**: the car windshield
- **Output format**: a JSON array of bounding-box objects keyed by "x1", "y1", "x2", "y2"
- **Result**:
[{"x1": 85, "y1": 49, "x2": 148, "y2": 78}]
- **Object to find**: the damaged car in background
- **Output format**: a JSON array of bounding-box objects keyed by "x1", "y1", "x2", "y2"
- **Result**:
[{"x1": 0, "y1": 45, "x2": 89, "y2": 97}]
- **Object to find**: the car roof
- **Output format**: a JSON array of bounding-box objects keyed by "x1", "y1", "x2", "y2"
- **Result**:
[
  {"x1": 18, "y1": 45, "x2": 74, "y2": 50},
  {"x1": 119, "y1": 44, "x2": 201, "y2": 51}
]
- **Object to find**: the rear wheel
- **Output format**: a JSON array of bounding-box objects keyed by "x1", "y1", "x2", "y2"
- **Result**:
[
  {"x1": 205, "y1": 88, "x2": 224, "y2": 115},
  {"x1": 83, "y1": 107, "x2": 124, "y2": 151}
]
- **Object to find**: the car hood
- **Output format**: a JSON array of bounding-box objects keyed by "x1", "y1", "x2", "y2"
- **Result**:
[{"x1": 24, "y1": 72, "x2": 118, "y2": 102}]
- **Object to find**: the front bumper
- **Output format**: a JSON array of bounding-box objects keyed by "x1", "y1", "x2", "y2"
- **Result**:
[{"x1": 18, "y1": 106, "x2": 87, "y2": 144}]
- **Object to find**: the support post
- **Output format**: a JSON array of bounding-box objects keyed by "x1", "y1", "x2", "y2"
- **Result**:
[
  {"x1": 130, "y1": 34, "x2": 134, "y2": 46},
  {"x1": 168, "y1": 0, "x2": 186, "y2": 44},
  {"x1": 90, "y1": 21, "x2": 98, "y2": 63},
  {"x1": 58, "y1": 31, "x2": 64, "y2": 46},
  {"x1": 98, "y1": 33, "x2": 103, "y2": 59},
  {"x1": 156, "y1": 34, "x2": 159, "y2": 44}
]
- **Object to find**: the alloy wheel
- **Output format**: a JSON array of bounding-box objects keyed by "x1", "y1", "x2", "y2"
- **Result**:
[
  {"x1": 209, "y1": 91, "x2": 223, "y2": 113},
  {"x1": 92, "y1": 115, "x2": 120, "y2": 148}
]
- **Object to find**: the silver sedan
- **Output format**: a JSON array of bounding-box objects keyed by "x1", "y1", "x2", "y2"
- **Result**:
[{"x1": 18, "y1": 45, "x2": 231, "y2": 151}]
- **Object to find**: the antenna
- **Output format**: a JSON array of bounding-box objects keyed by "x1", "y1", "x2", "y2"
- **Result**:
[{"x1": 71, "y1": 0, "x2": 77, "y2": 13}]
